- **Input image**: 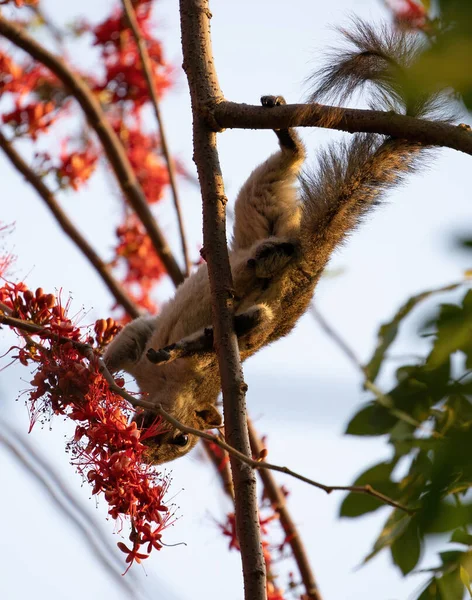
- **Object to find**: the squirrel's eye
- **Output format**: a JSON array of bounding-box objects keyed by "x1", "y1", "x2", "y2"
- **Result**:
[{"x1": 172, "y1": 433, "x2": 189, "y2": 447}]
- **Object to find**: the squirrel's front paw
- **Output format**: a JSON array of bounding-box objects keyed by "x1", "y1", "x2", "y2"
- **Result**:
[{"x1": 261, "y1": 95, "x2": 286, "y2": 108}]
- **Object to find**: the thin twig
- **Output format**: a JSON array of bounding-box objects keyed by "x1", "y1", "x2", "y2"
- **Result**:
[
  {"x1": 0, "y1": 312, "x2": 415, "y2": 517},
  {"x1": 156, "y1": 403, "x2": 414, "y2": 515},
  {"x1": 121, "y1": 0, "x2": 191, "y2": 276},
  {"x1": 0, "y1": 423, "x2": 136, "y2": 598},
  {"x1": 0, "y1": 130, "x2": 141, "y2": 320},
  {"x1": 28, "y1": 4, "x2": 67, "y2": 55},
  {"x1": 0, "y1": 14, "x2": 184, "y2": 287},
  {"x1": 310, "y1": 304, "x2": 443, "y2": 438}
]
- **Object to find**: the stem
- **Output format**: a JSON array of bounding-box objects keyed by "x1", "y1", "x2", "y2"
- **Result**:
[
  {"x1": 121, "y1": 0, "x2": 191, "y2": 276},
  {"x1": 0, "y1": 14, "x2": 184, "y2": 287},
  {"x1": 0, "y1": 130, "x2": 141, "y2": 320}
]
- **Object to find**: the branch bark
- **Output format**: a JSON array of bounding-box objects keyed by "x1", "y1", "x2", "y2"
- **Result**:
[
  {"x1": 121, "y1": 0, "x2": 191, "y2": 276},
  {"x1": 213, "y1": 102, "x2": 472, "y2": 156},
  {"x1": 0, "y1": 130, "x2": 141, "y2": 320},
  {"x1": 0, "y1": 14, "x2": 184, "y2": 287},
  {"x1": 179, "y1": 1, "x2": 266, "y2": 599}
]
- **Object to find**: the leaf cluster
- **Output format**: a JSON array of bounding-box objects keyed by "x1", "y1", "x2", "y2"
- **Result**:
[{"x1": 344, "y1": 285, "x2": 472, "y2": 599}]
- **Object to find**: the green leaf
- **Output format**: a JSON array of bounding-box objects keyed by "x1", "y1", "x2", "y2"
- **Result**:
[
  {"x1": 345, "y1": 403, "x2": 396, "y2": 436},
  {"x1": 451, "y1": 530, "x2": 472, "y2": 547},
  {"x1": 460, "y1": 565, "x2": 472, "y2": 597},
  {"x1": 425, "y1": 502, "x2": 472, "y2": 534},
  {"x1": 391, "y1": 517, "x2": 421, "y2": 575},
  {"x1": 340, "y1": 462, "x2": 398, "y2": 518},
  {"x1": 364, "y1": 511, "x2": 411, "y2": 564},
  {"x1": 365, "y1": 282, "x2": 463, "y2": 383},
  {"x1": 416, "y1": 569, "x2": 466, "y2": 600},
  {"x1": 415, "y1": 578, "x2": 439, "y2": 600},
  {"x1": 440, "y1": 551, "x2": 465, "y2": 565},
  {"x1": 427, "y1": 291, "x2": 472, "y2": 370},
  {"x1": 437, "y1": 568, "x2": 466, "y2": 600}
]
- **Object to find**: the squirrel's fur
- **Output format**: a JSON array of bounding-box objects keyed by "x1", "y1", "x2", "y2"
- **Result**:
[{"x1": 104, "y1": 22, "x2": 453, "y2": 464}]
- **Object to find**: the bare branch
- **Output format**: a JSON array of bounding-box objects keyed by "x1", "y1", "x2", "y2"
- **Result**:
[
  {"x1": 121, "y1": 0, "x2": 191, "y2": 276},
  {"x1": 248, "y1": 421, "x2": 323, "y2": 600},
  {"x1": 0, "y1": 14, "x2": 184, "y2": 287},
  {"x1": 213, "y1": 102, "x2": 472, "y2": 156},
  {"x1": 202, "y1": 438, "x2": 234, "y2": 499},
  {"x1": 179, "y1": 1, "x2": 266, "y2": 598},
  {"x1": 0, "y1": 424, "x2": 135, "y2": 597},
  {"x1": 0, "y1": 130, "x2": 141, "y2": 320}
]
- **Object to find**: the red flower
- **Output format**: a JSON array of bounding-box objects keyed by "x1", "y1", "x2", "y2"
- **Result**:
[
  {"x1": 2, "y1": 101, "x2": 58, "y2": 140},
  {"x1": 112, "y1": 215, "x2": 165, "y2": 314},
  {"x1": 386, "y1": 0, "x2": 428, "y2": 29},
  {"x1": 114, "y1": 123, "x2": 169, "y2": 203},
  {"x1": 88, "y1": 5, "x2": 172, "y2": 109},
  {"x1": 0, "y1": 0, "x2": 38, "y2": 6},
  {"x1": 56, "y1": 141, "x2": 99, "y2": 190}
]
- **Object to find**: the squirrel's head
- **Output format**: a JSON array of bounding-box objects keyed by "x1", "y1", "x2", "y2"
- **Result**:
[{"x1": 135, "y1": 400, "x2": 222, "y2": 465}]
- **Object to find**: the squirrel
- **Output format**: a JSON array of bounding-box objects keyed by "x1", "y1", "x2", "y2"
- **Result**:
[{"x1": 103, "y1": 21, "x2": 454, "y2": 464}]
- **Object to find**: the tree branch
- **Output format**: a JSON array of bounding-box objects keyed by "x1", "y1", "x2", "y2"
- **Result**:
[
  {"x1": 121, "y1": 0, "x2": 191, "y2": 276},
  {"x1": 0, "y1": 130, "x2": 141, "y2": 320},
  {"x1": 0, "y1": 14, "x2": 184, "y2": 287},
  {"x1": 213, "y1": 102, "x2": 472, "y2": 156},
  {"x1": 180, "y1": 0, "x2": 266, "y2": 600},
  {"x1": 178, "y1": 2, "x2": 266, "y2": 598},
  {"x1": 0, "y1": 423, "x2": 135, "y2": 597},
  {"x1": 248, "y1": 421, "x2": 323, "y2": 600},
  {"x1": 202, "y1": 438, "x2": 234, "y2": 498}
]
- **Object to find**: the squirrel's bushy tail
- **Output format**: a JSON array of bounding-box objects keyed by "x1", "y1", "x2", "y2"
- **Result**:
[{"x1": 300, "y1": 19, "x2": 455, "y2": 268}]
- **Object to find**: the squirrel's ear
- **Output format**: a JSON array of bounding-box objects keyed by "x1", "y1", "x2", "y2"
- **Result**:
[{"x1": 196, "y1": 404, "x2": 222, "y2": 428}]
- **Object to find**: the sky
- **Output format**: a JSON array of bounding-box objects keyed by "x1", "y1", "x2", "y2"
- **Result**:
[{"x1": 0, "y1": 0, "x2": 471, "y2": 599}]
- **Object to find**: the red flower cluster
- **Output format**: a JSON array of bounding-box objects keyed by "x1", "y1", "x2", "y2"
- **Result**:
[
  {"x1": 0, "y1": 51, "x2": 23, "y2": 94},
  {"x1": 0, "y1": 281, "x2": 173, "y2": 570},
  {"x1": 2, "y1": 100, "x2": 58, "y2": 140},
  {"x1": 115, "y1": 122, "x2": 169, "y2": 203},
  {"x1": 1, "y1": 2, "x2": 174, "y2": 317},
  {"x1": 0, "y1": 50, "x2": 56, "y2": 98},
  {"x1": 94, "y1": 317, "x2": 122, "y2": 350},
  {"x1": 56, "y1": 140, "x2": 99, "y2": 191},
  {"x1": 0, "y1": 46, "x2": 63, "y2": 140},
  {"x1": 386, "y1": 0, "x2": 428, "y2": 30},
  {"x1": 87, "y1": 3, "x2": 172, "y2": 109},
  {"x1": 0, "y1": 0, "x2": 38, "y2": 6},
  {"x1": 113, "y1": 216, "x2": 166, "y2": 315}
]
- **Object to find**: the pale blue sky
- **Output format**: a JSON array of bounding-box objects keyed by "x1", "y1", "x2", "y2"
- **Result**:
[{"x1": 0, "y1": 0, "x2": 470, "y2": 599}]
